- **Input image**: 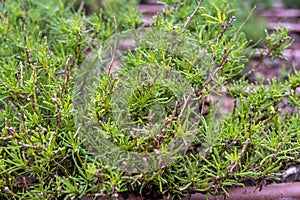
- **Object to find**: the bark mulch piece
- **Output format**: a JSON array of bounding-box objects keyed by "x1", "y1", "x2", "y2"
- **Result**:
[{"x1": 187, "y1": 182, "x2": 300, "y2": 200}]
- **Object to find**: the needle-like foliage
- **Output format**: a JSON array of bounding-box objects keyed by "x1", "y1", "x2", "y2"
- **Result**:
[{"x1": 0, "y1": 0, "x2": 299, "y2": 199}]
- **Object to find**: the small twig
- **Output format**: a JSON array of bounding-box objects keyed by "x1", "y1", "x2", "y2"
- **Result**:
[
  {"x1": 111, "y1": 77, "x2": 129, "y2": 94},
  {"x1": 262, "y1": 109, "x2": 279, "y2": 128},
  {"x1": 0, "y1": 79, "x2": 26, "y2": 99},
  {"x1": 52, "y1": 147, "x2": 62, "y2": 157},
  {"x1": 197, "y1": 45, "x2": 235, "y2": 95},
  {"x1": 232, "y1": 98, "x2": 237, "y2": 118},
  {"x1": 228, "y1": 111, "x2": 253, "y2": 174},
  {"x1": 19, "y1": 142, "x2": 41, "y2": 150},
  {"x1": 20, "y1": 61, "x2": 24, "y2": 85},
  {"x1": 167, "y1": 36, "x2": 180, "y2": 72},
  {"x1": 192, "y1": 17, "x2": 235, "y2": 65},
  {"x1": 240, "y1": 49, "x2": 269, "y2": 81},
  {"x1": 179, "y1": 88, "x2": 194, "y2": 117},
  {"x1": 272, "y1": 130, "x2": 287, "y2": 162},
  {"x1": 172, "y1": 100, "x2": 180, "y2": 121},
  {"x1": 78, "y1": 1, "x2": 85, "y2": 13},
  {"x1": 60, "y1": 55, "x2": 72, "y2": 99},
  {"x1": 160, "y1": 100, "x2": 180, "y2": 143},
  {"x1": 182, "y1": 0, "x2": 204, "y2": 33},
  {"x1": 149, "y1": 72, "x2": 162, "y2": 87},
  {"x1": 4, "y1": 187, "x2": 21, "y2": 198},
  {"x1": 22, "y1": 177, "x2": 32, "y2": 196},
  {"x1": 52, "y1": 91, "x2": 62, "y2": 132},
  {"x1": 44, "y1": 36, "x2": 51, "y2": 58},
  {"x1": 148, "y1": 109, "x2": 153, "y2": 131},
  {"x1": 228, "y1": 137, "x2": 251, "y2": 173},
  {"x1": 0, "y1": 79, "x2": 30, "y2": 111},
  {"x1": 18, "y1": 112, "x2": 30, "y2": 138},
  {"x1": 199, "y1": 92, "x2": 206, "y2": 115},
  {"x1": 1, "y1": 0, "x2": 7, "y2": 16},
  {"x1": 64, "y1": 55, "x2": 72, "y2": 94},
  {"x1": 0, "y1": 135, "x2": 15, "y2": 140},
  {"x1": 215, "y1": 110, "x2": 253, "y2": 182},
  {"x1": 240, "y1": 36, "x2": 288, "y2": 81},
  {"x1": 0, "y1": 118, "x2": 19, "y2": 141},
  {"x1": 113, "y1": 15, "x2": 117, "y2": 33},
  {"x1": 31, "y1": 63, "x2": 40, "y2": 116},
  {"x1": 36, "y1": 32, "x2": 42, "y2": 64},
  {"x1": 248, "y1": 106, "x2": 253, "y2": 135},
  {"x1": 22, "y1": 0, "x2": 29, "y2": 22},
  {"x1": 219, "y1": 133, "x2": 240, "y2": 156},
  {"x1": 24, "y1": 25, "x2": 31, "y2": 67},
  {"x1": 1, "y1": 119, "x2": 18, "y2": 140},
  {"x1": 107, "y1": 15, "x2": 118, "y2": 78},
  {"x1": 1, "y1": 0, "x2": 8, "y2": 24},
  {"x1": 231, "y1": 6, "x2": 256, "y2": 41}
]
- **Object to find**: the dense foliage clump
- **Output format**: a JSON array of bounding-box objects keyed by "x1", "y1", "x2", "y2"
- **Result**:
[{"x1": 0, "y1": 0, "x2": 299, "y2": 199}]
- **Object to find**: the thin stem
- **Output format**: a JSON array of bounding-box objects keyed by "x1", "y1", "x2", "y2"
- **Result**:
[
  {"x1": 230, "y1": 6, "x2": 256, "y2": 41},
  {"x1": 192, "y1": 17, "x2": 235, "y2": 66},
  {"x1": 197, "y1": 45, "x2": 235, "y2": 95},
  {"x1": 182, "y1": 0, "x2": 204, "y2": 33},
  {"x1": 24, "y1": 25, "x2": 31, "y2": 67},
  {"x1": 107, "y1": 15, "x2": 118, "y2": 88}
]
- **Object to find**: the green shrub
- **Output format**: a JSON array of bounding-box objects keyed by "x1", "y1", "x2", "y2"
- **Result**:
[{"x1": 0, "y1": 0, "x2": 299, "y2": 199}]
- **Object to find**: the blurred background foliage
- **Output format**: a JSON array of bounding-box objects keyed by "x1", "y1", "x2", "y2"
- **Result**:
[
  {"x1": 282, "y1": 0, "x2": 300, "y2": 9},
  {"x1": 73, "y1": 0, "x2": 271, "y2": 46},
  {"x1": 73, "y1": 0, "x2": 299, "y2": 45}
]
